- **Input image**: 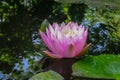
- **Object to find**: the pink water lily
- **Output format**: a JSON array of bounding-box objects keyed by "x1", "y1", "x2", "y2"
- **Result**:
[{"x1": 40, "y1": 22, "x2": 91, "y2": 58}]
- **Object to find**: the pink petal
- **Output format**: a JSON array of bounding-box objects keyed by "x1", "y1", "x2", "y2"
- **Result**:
[
  {"x1": 40, "y1": 31, "x2": 55, "y2": 53},
  {"x1": 76, "y1": 43, "x2": 91, "y2": 57},
  {"x1": 73, "y1": 34, "x2": 88, "y2": 56},
  {"x1": 67, "y1": 22, "x2": 75, "y2": 28},
  {"x1": 60, "y1": 22, "x2": 65, "y2": 28},
  {"x1": 84, "y1": 28, "x2": 88, "y2": 37},
  {"x1": 46, "y1": 28, "x2": 51, "y2": 38},
  {"x1": 63, "y1": 44, "x2": 75, "y2": 58},
  {"x1": 52, "y1": 23, "x2": 59, "y2": 29},
  {"x1": 49, "y1": 24, "x2": 55, "y2": 35},
  {"x1": 51, "y1": 40, "x2": 64, "y2": 55}
]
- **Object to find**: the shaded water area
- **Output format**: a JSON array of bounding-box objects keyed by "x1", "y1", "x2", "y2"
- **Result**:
[{"x1": 0, "y1": 0, "x2": 120, "y2": 80}]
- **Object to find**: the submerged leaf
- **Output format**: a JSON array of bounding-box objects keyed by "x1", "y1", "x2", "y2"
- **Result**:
[
  {"x1": 40, "y1": 19, "x2": 50, "y2": 32},
  {"x1": 72, "y1": 54, "x2": 120, "y2": 79}
]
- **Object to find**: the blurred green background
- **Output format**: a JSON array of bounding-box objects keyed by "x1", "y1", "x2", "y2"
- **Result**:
[{"x1": 0, "y1": 0, "x2": 120, "y2": 79}]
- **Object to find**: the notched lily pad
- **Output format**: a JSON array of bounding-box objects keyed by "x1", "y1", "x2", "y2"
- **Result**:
[
  {"x1": 72, "y1": 54, "x2": 120, "y2": 79},
  {"x1": 30, "y1": 70, "x2": 64, "y2": 80}
]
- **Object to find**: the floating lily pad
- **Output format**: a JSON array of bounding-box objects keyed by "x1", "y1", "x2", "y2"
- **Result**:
[
  {"x1": 55, "y1": 0, "x2": 120, "y2": 10},
  {"x1": 30, "y1": 70, "x2": 64, "y2": 80},
  {"x1": 55, "y1": 0, "x2": 81, "y2": 3},
  {"x1": 72, "y1": 54, "x2": 120, "y2": 79}
]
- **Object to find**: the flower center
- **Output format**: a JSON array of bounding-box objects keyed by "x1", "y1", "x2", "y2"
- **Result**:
[{"x1": 61, "y1": 26, "x2": 77, "y2": 38}]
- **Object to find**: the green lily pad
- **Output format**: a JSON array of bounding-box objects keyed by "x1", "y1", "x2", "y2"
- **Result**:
[
  {"x1": 55, "y1": 0, "x2": 120, "y2": 10},
  {"x1": 55, "y1": 0, "x2": 81, "y2": 3},
  {"x1": 30, "y1": 70, "x2": 64, "y2": 80},
  {"x1": 72, "y1": 54, "x2": 120, "y2": 79}
]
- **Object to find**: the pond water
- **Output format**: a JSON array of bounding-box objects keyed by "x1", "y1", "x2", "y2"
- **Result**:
[{"x1": 0, "y1": 0, "x2": 120, "y2": 80}]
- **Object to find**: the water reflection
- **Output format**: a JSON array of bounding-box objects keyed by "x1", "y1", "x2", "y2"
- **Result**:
[
  {"x1": 41, "y1": 58, "x2": 76, "y2": 80},
  {"x1": 0, "y1": 45, "x2": 43, "y2": 80}
]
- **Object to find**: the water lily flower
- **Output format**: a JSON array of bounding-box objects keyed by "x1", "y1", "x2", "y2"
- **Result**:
[{"x1": 40, "y1": 22, "x2": 91, "y2": 58}]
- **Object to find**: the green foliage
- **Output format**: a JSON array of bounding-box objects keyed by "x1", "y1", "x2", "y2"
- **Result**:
[
  {"x1": 30, "y1": 70, "x2": 64, "y2": 80},
  {"x1": 83, "y1": 8, "x2": 120, "y2": 54},
  {"x1": 72, "y1": 54, "x2": 120, "y2": 79}
]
